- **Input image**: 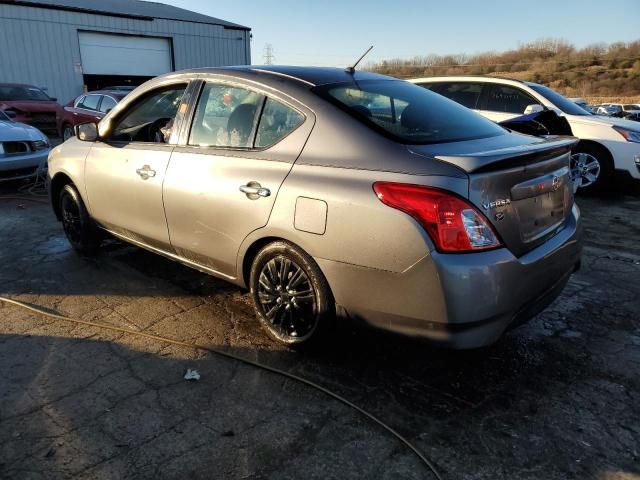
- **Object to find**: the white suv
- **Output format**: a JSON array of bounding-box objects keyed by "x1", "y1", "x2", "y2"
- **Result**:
[{"x1": 410, "y1": 76, "x2": 640, "y2": 191}]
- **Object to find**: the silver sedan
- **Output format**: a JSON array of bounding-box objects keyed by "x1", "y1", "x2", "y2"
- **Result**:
[
  {"x1": 47, "y1": 67, "x2": 582, "y2": 349},
  {"x1": 0, "y1": 110, "x2": 49, "y2": 182}
]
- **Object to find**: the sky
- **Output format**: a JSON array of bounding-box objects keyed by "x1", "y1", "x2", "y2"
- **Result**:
[{"x1": 163, "y1": 0, "x2": 640, "y2": 67}]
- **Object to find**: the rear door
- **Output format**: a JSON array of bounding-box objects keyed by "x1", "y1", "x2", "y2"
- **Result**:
[
  {"x1": 163, "y1": 80, "x2": 314, "y2": 278},
  {"x1": 74, "y1": 94, "x2": 103, "y2": 124}
]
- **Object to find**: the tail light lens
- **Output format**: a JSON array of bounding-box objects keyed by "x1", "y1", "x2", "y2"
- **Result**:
[{"x1": 373, "y1": 182, "x2": 502, "y2": 253}]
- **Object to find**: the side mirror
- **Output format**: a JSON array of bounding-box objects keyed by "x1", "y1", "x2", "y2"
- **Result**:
[
  {"x1": 4, "y1": 110, "x2": 16, "y2": 119},
  {"x1": 76, "y1": 122, "x2": 99, "y2": 142},
  {"x1": 524, "y1": 104, "x2": 544, "y2": 115}
]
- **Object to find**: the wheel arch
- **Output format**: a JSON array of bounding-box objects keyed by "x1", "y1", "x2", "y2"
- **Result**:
[
  {"x1": 50, "y1": 172, "x2": 74, "y2": 220},
  {"x1": 239, "y1": 234, "x2": 329, "y2": 291},
  {"x1": 574, "y1": 139, "x2": 614, "y2": 168}
]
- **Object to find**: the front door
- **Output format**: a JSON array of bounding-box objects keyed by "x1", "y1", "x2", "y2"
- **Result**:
[
  {"x1": 476, "y1": 84, "x2": 542, "y2": 123},
  {"x1": 84, "y1": 83, "x2": 189, "y2": 251},
  {"x1": 163, "y1": 81, "x2": 312, "y2": 278}
]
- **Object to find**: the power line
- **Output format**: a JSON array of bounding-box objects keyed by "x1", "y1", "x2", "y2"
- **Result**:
[{"x1": 263, "y1": 43, "x2": 275, "y2": 65}]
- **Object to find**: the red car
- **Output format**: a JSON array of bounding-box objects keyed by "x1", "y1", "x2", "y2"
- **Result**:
[
  {"x1": 0, "y1": 83, "x2": 61, "y2": 134},
  {"x1": 57, "y1": 90, "x2": 128, "y2": 140}
]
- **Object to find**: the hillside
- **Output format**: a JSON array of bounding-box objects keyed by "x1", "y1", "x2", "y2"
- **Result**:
[{"x1": 368, "y1": 39, "x2": 640, "y2": 104}]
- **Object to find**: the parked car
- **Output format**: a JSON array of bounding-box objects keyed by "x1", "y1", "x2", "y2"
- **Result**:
[
  {"x1": 0, "y1": 110, "x2": 50, "y2": 182},
  {"x1": 607, "y1": 103, "x2": 640, "y2": 121},
  {"x1": 57, "y1": 90, "x2": 128, "y2": 141},
  {"x1": 0, "y1": 83, "x2": 61, "y2": 134},
  {"x1": 568, "y1": 98, "x2": 594, "y2": 114},
  {"x1": 48, "y1": 66, "x2": 582, "y2": 349},
  {"x1": 411, "y1": 76, "x2": 640, "y2": 192},
  {"x1": 595, "y1": 105, "x2": 619, "y2": 116}
]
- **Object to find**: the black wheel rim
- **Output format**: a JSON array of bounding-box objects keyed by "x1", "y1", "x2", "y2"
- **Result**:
[
  {"x1": 257, "y1": 255, "x2": 318, "y2": 342},
  {"x1": 61, "y1": 193, "x2": 82, "y2": 243}
]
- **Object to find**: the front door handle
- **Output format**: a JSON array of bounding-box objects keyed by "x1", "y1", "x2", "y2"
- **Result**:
[
  {"x1": 136, "y1": 165, "x2": 156, "y2": 180},
  {"x1": 240, "y1": 182, "x2": 270, "y2": 198}
]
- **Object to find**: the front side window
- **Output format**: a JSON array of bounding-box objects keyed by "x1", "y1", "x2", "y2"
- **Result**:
[
  {"x1": 78, "y1": 94, "x2": 101, "y2": 111},
  {"x1": 255, "y1": 98, "x2": 304, "y2": 148},
  {"x1": 189, "y1": 84, "x2": 264, "y2": 148},
  {"x1": 424, "y1": 82, "x2": 484, "y2": 109},
  {"x1": 314, "y1": 79, "x2": 505, "y2": 145},
  {"x1": 110, "y1": 84, "x2": 187, "y2": 143},
  {"x1": 485, "y1": 85, "x2": 538, "y2": 114},
  {"x1": 527, "y1": 84, "x2": 591, "y2": 116},
  {"x1": 99, "y1": 96, "x2": 117, "y2": 113}
]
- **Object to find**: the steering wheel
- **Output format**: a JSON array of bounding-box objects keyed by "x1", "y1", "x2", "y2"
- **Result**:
[{"x1": 147, "y1": 117, "x2": 172, "y2": 143}]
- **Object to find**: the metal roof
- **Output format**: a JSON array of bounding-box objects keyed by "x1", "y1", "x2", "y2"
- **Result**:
[{"x1": 2, "y1": 0, "x2": 250, "y2": 30}]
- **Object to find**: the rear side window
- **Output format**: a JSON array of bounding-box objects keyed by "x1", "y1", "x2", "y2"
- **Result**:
[
  {"x1": 314, "y1": 79, "x2": 505, "y2": 145},
  {"x1": 424, "y1": 82, "x2": 484, "y2": 109},
  {"x1": 485, "y1": 85, "x2": 538, "y2": 114},
  {"x1": 189, "y1": 84, "x2": 264, "y2": 148},
  {"x1": 100, "y1": 96, "x2": 117, "y2": 113},
  {"x1": 255, "y1": 98, "x2": 304, "y2": 148},
  {"x1": 79, "y1": 94, "x2": 100, "y2": 111}
]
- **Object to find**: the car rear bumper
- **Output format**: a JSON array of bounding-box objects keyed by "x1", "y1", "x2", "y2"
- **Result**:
[
  {"x1": 0, "y1": 150, "x2": 49, "y2": 182},
  {"x1": 317, "y1": 204, "x2": 582, "y2": 349}
]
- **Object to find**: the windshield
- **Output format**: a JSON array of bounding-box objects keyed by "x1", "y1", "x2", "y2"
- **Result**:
[
  {"x1": 314, "y1": 79, "x2": 505, "y2": 144},
  {"x1": 0, "y1": 85, "x2": 50, "y2": 101},
  {"x1": 0, "y1": 111, "x2": 12, "y2": 121},
  {"x1": 528, "y1": 84, "x2": 591, "y2": 116}
]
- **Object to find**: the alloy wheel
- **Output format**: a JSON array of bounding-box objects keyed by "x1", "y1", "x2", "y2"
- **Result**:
[
  {"x1": 256, "y1": 255, "x2": 318, "y2": 342},
  {"x1": 570, "y1": 152, "x2": 601, "y2": 189},
  {"x1": 61, "y1": 193, "x2": 82, "y2": 243}
]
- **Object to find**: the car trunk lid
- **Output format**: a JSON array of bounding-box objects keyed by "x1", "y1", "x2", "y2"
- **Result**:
[{"x1": 409, "y1": 134, "x2": 578, "y2": 257}]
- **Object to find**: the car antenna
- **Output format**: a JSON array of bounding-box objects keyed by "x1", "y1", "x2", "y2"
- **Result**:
[{"x1": 346, "y1": 45, "x2": 374, "y2": 74}]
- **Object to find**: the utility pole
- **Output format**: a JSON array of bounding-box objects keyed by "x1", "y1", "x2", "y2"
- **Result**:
[{"x1": 263, "y1": 43, "x2": 275, "y2": 65}]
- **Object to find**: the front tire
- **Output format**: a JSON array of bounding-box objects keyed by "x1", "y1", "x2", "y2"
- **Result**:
[
  {"x1": 570, "y1": 144, "x2": 613, "y2": 193},
  {"x1": 59, "y1": 184, "x2": 101, "y2": 255},
  {"x1": 249, "y1": 241, "x2": 334, "y2": 347}
]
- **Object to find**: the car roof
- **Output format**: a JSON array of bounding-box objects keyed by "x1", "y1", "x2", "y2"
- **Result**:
[
  {"x1": 81, "y1": 90, "x2": 127, "y2": 98},
  {"x1": 408, "y1": 75, "x2": 544, "y2": 88},
  {"x1": 167, "y1": 65, "x2": 392, "y2": 87}
]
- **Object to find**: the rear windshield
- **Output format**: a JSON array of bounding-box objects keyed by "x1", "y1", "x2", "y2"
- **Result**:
[
  {"x1": 528, "y1": 84, "x2": 591, "y2": 116},
  {"x1": 314, "y1": 79, "x2": 505, "y2": 144},
  {"x1": 0, "y1": 86, "x2": 50, "y2": 101}
]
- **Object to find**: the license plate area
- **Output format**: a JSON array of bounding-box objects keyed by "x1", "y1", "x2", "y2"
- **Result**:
[{"x1": 516, "y1": 189, "x2": 567, "y2": 243}]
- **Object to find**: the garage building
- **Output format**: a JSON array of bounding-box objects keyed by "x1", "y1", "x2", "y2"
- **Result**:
[{"x1": 0, "y1": 0, "x2": 251, "y2": 103}]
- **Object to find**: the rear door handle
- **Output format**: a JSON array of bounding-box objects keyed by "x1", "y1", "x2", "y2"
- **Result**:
[
  {"x1": 136, "y1": 165, "x2": 156, "y2": 180},
  {"x1": 240, "y1": 183, "x2": 270, "y2": 198}
]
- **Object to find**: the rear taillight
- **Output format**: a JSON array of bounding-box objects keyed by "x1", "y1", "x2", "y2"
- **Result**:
[{"x1": 373, "y1": 182, "x2": 502, "y2": 253}]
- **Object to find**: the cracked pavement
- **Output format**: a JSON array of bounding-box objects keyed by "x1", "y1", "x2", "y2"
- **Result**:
[{"x1": 0, "y1": 179, "x2": 639, "y2": 479}]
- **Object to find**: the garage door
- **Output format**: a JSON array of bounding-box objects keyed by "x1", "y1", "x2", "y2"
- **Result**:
[{"x1": 78, "y1": 32, "x2": 172, "y2": 76}]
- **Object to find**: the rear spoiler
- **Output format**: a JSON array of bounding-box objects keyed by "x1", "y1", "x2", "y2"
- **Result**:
[{"x1": 434, "y1": 136, "x2": 578, "y2": 173}]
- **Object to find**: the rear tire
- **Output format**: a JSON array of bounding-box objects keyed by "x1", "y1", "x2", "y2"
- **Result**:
[
  {"x1": 249, "y1": 241, "x2": 334, "y2": 348},
  {"x1": 59, "y1": 184, "x2": 101, "y2": 255},
  {"x1": 571, "y1": 144, "x2": 613, "y2": 194}
]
